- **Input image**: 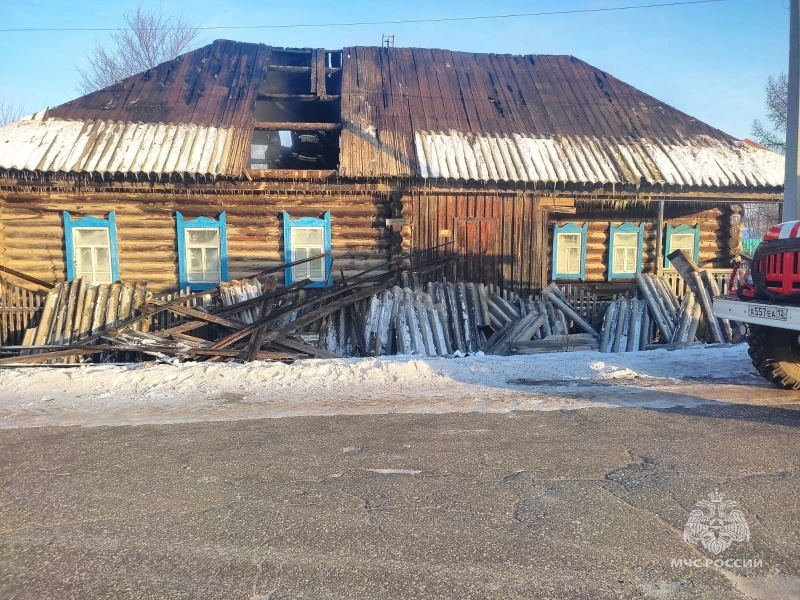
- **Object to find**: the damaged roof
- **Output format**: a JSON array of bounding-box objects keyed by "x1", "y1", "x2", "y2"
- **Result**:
[
  {"x1": 49, "y1": 40, "x2": 269, "y2": 128},
  {"x1": 0, "y1": 40, "x2": 784, "y2": 189}
]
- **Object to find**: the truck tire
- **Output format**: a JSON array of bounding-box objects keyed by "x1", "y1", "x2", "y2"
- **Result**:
[{"x1": 747, "y1": 325, "x2": 800, "y2": 390}]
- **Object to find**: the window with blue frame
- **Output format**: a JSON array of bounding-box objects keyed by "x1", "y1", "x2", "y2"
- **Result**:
[
  {"x1": 176, "y1": 212, "x2": 228, "y2": 291},
  {"x1": 664, "y1": 223, "x2": 700, "y2": 268},
  {"x1": 63, "y1": 211, "x2": 119, "y2": 284},
  {"x1": 552, "y1": 222, "x2": 587, "y2": 280},
  {"x1": 608, "y1": 222, "x2": 644, "y2": 280},
  {"x1": 283, "y1": 211, "x2": 332, "y2": 287}
]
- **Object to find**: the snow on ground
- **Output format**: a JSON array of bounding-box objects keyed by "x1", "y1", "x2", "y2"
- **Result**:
[{"x1": 0, "y1": 344, "x2": 793, "y2": 429}]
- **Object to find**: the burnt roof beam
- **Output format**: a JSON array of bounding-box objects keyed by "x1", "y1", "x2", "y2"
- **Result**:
[{"x1": 253, "y1": 121, "x2": 342, "y2": 131}]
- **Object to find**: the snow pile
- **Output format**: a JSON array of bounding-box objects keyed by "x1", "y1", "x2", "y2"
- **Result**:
[{"x1": 0, "y1": 345, "x2": 775, "y2": 429}]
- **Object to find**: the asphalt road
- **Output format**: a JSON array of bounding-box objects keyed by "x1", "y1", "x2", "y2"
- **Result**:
[{"x1": 1, "y1": 403, "x2": 798, "y2": 599}]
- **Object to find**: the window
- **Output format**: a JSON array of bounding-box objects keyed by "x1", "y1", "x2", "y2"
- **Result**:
[
  {"x1": 552, "y1": 222, "x2": 587, "y2": 280},
  {"x1": 664, "y1": 223, "x2": 700, "y2": 268},
  {"x1": 608, "y1": 222, "x2": 644, "y2": 280},
  {"x1": 176, "y1": 213, "x2": 228, "y2": 291},
  {"x1": 63, "y1": 212, "x2": 119, "y2": 283},
  {"x1": 283, "y1": 211, "x2": 332, "y2": 287}
]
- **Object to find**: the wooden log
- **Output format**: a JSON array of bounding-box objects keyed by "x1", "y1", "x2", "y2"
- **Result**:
[
  {"x1": 253, "y1": 121, "x2": 342, "y2": 131},
  {"x1": 0, "y1": 264, "x2": 54, "y2": 289}
]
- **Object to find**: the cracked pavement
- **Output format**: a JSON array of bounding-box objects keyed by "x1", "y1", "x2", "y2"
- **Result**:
[{"x1": 0, "y1": 403, "x2": 798, "y2": 599}]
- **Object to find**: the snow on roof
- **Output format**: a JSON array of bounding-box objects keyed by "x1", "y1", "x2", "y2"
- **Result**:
[
  {"x1": 414, "y1": 131, "x2": 785, "y2": 188},
  {"x1": 0, "y1": 113, "x2": 249, "y2": 177}
]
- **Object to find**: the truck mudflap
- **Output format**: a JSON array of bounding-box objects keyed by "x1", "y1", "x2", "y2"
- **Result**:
[{"x1": 713, "y1": 296, "x2": 800, "y2": 332}]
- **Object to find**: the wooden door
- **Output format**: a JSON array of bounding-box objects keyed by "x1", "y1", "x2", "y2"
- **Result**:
[{"x1": 455, "y1": 218, "x2": 500, "y2": 285}]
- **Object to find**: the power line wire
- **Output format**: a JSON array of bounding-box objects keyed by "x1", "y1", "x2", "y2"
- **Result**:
[{"x1": 0, "y1": 0, "x2": 729, "y2": 33}]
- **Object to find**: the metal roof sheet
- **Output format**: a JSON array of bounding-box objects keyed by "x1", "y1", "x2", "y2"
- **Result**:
[
  {"x1": 414, "y1": 131, "x2": 784, "y2": 188},
  {"x1": 0, "y1": 114, "x2": 247, "y2": 177},
  {"x1": 49, "y1": 40, "x2": 270, "y2": 129},
  {"x1": 338, "y1": 47, "x2": 753, "y2": 181}
]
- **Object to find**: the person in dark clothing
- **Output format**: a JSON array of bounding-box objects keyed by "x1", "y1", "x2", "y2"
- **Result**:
[{"x1": 291, "y1": 131, "x2": 326, "y2": 167}]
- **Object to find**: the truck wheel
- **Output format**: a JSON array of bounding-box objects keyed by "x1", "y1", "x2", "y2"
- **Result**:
[{"x1": 747, "y1": 325, "x2": 800, "y2": 390}]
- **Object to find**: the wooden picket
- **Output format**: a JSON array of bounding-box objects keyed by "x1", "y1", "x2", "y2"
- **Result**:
[{"x1": 0, "y1": 280, "x2": 46, "y2": 346}]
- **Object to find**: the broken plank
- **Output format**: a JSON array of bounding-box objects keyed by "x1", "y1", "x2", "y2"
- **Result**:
[
  {"x1": 168, "y1": 305, "x2": 246, "y2": 329},
  {"x1": 270, "y1": 337, "x2": 338, "y2": 359}
]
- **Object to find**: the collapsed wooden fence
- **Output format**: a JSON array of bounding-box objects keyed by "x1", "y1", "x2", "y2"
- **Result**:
[{"x1": 0, "y1": 251, "x2": 739, "y2": 364}]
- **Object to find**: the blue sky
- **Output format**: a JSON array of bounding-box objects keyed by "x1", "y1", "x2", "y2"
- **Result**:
[{"x1": 0, "y1": 0, "x2": 790, "y2": 139}]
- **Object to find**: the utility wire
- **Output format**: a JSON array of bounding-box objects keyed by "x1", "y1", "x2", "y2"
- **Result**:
[{"x1": 0, "y1": 0, "x2": 729, "y2": 33}]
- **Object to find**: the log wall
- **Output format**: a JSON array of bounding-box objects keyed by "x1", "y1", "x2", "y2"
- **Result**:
[
  {"x1": 554, "y1": 204, "x2": 733, "y2": 283},
  {"x1": 0, "y1": 190, "x2": 393, "y2": 292},
  {"x1": 403, "y1": 190, "x2": 739, "y2": 293}
]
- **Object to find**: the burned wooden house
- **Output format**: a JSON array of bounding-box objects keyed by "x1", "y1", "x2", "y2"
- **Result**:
[{"x1": 0, "y1": 41, "x2": 784, "y2": 294}]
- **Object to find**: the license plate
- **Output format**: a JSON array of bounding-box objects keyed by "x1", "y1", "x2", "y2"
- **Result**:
[{"x1": 747, "y1": 304, "x2": 788, "y2": 321}]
